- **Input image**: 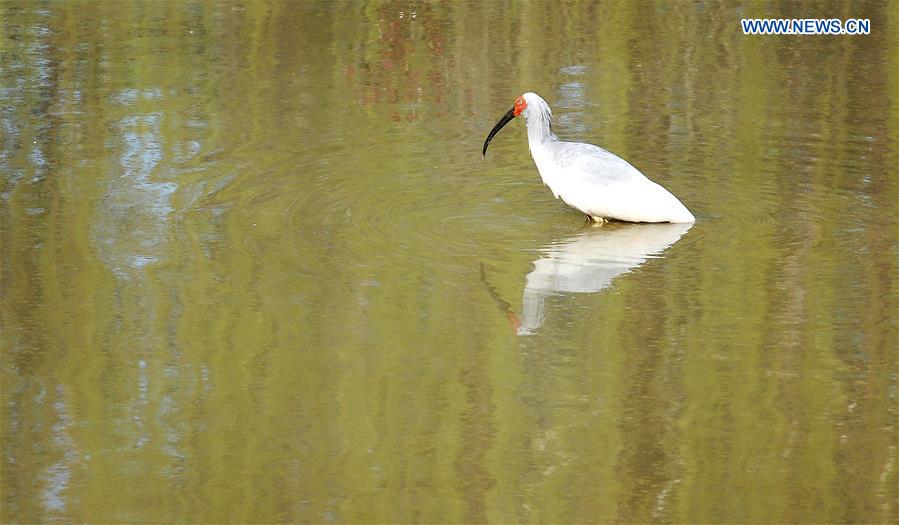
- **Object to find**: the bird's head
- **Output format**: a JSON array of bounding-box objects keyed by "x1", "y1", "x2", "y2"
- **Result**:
[
  {"x1": 513, "y1": 94, "x2": 528, "y2": 117},
  {"x1": 482, "y1": 92, "x2": 549, "y2": 157}
]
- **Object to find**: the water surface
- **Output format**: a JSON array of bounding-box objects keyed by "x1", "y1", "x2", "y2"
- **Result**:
[{"x1": 2, "y1": 1, "x2": 897, "y2": 523}]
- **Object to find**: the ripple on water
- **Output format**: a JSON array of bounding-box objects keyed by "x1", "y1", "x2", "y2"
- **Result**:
[{"x1": 271, "y1": 140, "x2": 553, "y2": 277}]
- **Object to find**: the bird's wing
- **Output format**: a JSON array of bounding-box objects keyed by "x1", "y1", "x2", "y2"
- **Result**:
[
  {"x1": 548, "y1": 142, "x2": 690, "y2": 222},
  {"x1": 551, "y1": 142, "x2": 649, "y2": 186}
]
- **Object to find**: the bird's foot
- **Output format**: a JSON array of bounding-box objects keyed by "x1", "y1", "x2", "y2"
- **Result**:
[{"x1": 584, "y1": 215, "x2": 608, "y2": 226}]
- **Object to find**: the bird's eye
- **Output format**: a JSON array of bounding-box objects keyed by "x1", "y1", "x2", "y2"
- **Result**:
[{"x1": 517, "y1": 100, "x2": 523, "y2": 105}]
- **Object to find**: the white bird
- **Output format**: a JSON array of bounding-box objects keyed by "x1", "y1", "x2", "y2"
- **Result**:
[{"x1": 482, "y1": 92, "x2": 695, "y2": 223}]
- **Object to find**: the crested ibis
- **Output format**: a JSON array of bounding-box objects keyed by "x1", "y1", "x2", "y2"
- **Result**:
[{"x1": 482, "y1": 92, "x2": 695, "y2": 223}]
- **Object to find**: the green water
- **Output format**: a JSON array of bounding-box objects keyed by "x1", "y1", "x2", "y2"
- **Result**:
[{"x1": 1, "y1": 1, "x2": 897, "y2": 523}]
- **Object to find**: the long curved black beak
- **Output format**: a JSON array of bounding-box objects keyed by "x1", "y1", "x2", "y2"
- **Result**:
[{"x1": 482, "y1": 107, "x2": 516, "y2": 158}]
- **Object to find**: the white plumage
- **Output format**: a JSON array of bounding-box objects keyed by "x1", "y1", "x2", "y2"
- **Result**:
[{"x1": 484, "y1": 92, "x2": 695, "y2": 224}]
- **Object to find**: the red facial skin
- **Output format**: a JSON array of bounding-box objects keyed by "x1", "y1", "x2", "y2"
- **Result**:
[{"x1": 513, "y1": 95, "x2": 528, "y2": 116}]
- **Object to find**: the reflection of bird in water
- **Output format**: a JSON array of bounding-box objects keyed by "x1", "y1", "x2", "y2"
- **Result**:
[{"x1": 482, "y1": 223, "x2": 692, "y2": 335}]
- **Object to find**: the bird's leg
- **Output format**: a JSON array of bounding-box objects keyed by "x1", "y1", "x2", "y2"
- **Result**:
[{"x1": 584, "y1": 215, "x2": 608, "y2": 227}]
